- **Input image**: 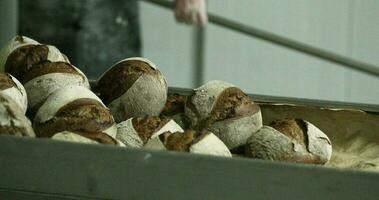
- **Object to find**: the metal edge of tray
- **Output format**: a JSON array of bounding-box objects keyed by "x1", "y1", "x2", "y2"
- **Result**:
[
  {"x1": 1, "y1": 135, "x2": 379, "y2": 200},
  {"x1": 169, "y1": 87, "x2": 379, "y2": 114},
  {"x1": 89, "y1": 80, "x2": 379, "y2": 113}
]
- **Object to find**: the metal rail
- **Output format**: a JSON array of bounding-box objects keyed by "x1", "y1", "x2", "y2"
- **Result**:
[
  {"x1": 169, "y1": 87, "x2": 379, "y2": 113},
  {"x1": 143, "y1": 0, "x2": 379, "y2": 78},
  {"x1": 89, "y1": 79, "x2": 379, "y2": 112}
]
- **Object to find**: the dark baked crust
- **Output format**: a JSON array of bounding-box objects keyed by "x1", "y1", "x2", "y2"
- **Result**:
[
  {"x1": 161, "y1": 129, "x2": 211, "y2": 152},
  {"x1": 270, "y1": 119, "x2": 308, "y2": 147},
  {"x1": 163, "y1": 130, "x2": 195, "y2": 151},
  {"x1": 247, "y1": 119, "x2": 326, "y2": 164},
  {"x1": 211, "y1": 87, "x2": 260, "y2": 121},
  {"x1": 186, "y1": 87, "x2": 260, "y2": 131},
  {"x1": 5, "y1": 44, "x2": 49, "y2": 82},
  {"x1": 269, "y1": 119, "x2": 324, "y2": 163},
  {"x1": 161, "y1": 94, "x2": 186, "y2": 116},
  {"x1": 21, "y1": 61, "x2": 82, "y2": 84},
  {"x1": 0, "y1": 73, "x2": 17, "y2": 90},
  {"x1": 4, "y1": 45, "x2": 79, "y2": 84},
  {"x1": 131, "y1": 116, "x2": 170, "y2": 144}
]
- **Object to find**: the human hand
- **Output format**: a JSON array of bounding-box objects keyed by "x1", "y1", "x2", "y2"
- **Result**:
[{"x1": 174, "y1": 0, "x2": 208, "y2": 26}]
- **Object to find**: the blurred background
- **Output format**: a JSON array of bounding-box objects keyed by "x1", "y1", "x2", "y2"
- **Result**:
[{"x1": 1, "y1": 0, "x2": 379, "y2": 104}]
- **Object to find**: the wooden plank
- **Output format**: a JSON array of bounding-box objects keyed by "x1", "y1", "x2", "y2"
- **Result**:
[{"x1": 1, "y1": 135, "x2": 379, "y2": 200}]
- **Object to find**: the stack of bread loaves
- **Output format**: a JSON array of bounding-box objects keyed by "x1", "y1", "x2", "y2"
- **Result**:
[
  {"x1": 0, "y1": 36, "x2": 120, "y2": 145},
  {"x1": 0, "y1": 36, "x2": 89, "y2": 114},
  {"x1": 183, "y1": 80, "x2": 332, "y2": 164},
  {"x1": 0, "y1": 35, "x2": 333, "y2": 163},
  {"x1": 95, "y1": 58, "x2": 233, "y2": 157}
]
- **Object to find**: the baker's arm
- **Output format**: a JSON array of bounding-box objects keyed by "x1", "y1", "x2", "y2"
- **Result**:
[{"x1": 174, "y1": 0, "x2": 208, "y2": 25}]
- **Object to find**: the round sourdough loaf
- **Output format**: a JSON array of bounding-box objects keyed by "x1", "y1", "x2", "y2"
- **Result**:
[
  {"x1": 0, "y1": 36, "x2": 89, "y2": 113},
  {"x1": 0, "y1": 35, "x2": 40, "y2": 71},
  {"x1": 33, "y1": 86, "x2": 117, "y2": 143},
  {"x1": 97, "y1": 57, "x2": 167, "y2": 122},
  {"x1": 23, "y1": 61, "x2": 89, "y2": 113},
  {"x1": 185, "y1": 80, "x2": 262, "y2": 151},
  {"x1": 245, "y1": 119, "x2": 332, "y2": 164}
]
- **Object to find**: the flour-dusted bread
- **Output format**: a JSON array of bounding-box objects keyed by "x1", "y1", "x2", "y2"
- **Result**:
[
  {"x1": 162, "y1": 129, "x2": 232, "y2": 157},
  {"x1": 1, "y1": 35, "x2": 89, "y2": 113},
  {"x1": 97, "y1": 57, "x2": 167, "y2": 122},
  {"x1": 0, "y1": 93, "x2": 34, "y2": 137},
  {"x1": 245, "y1": 119, "x2": 332, "y2": 164},
  {"x1": 33, "y1": 86, "x2": 117, "y2": 145},
  {"x1": 0, "y1": 73, "x2": 28, "y2": 113},
  {"x1": 116, "y1": 116, "x2": 183, "y2": 150},
  {"x1": 185, "y1": 80, "x2": 262, "y2": 150}
]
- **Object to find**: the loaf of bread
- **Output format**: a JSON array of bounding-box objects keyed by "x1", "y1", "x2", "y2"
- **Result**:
[
  {"x1": 0, "y1": 73, "x2": 28, "y2": 113},
  {"x1": 0, "y1": 93, "x2": 34, "y2": 137},
  {"x1": 33, "y1": 86, "x2": 120, "y2": 145},
  {"x1": 185, "y1": 80, "x2": 262, "y2": 151},
  {"x1": 245, "y1": 119, "x2": 332, "y2": 164},
  {"x1": 1, "y1": 35, "x2": 89, "y2": 113},
  {"x1": 97, "y1": 57, "x2": 167, "y2": 122}
]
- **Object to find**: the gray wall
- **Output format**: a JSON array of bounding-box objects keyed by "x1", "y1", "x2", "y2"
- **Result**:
[
  {"x1": 0, "y1": 0, "x2": 18, "y2": 47},
  {"x1": 140, "y1": 2, "x2": 196, "y2": 88},
  {"x1": 140, "y1": 0, "x2": 379, "y2": 104}
]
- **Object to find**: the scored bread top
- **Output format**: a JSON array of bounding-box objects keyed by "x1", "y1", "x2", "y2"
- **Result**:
[
  {"x1": 186, "y1": 80, "x2": 233, "y2": 122},
  {"x1": 5, "y1": 44, "x2": 70, "y2": 83},
  {"x1": 117, "y1": 117, "x2": 183, "y2": 147},
  {"x1": 246, "y1": 119, "x2": 332, "y2": 164},
  {"x1": 22, "y1": 62, "x2": 83, "y2": 84},
  {"x1": 131, "y1": 116, "x2": 183, "y2": 144},
  {"x1": 35, "y1": 86, "x2": 105, "y2": 123},
  {"x1": 0, "y1": 73, "x2": 17, "y2": 90},
  {"x1": 97, "y1": 57, "x2": 162, "y2": 105},
  {"x1": 186, "y1": 80, "x2": 260, "y2": 125},
  {"x1": 211, "y1": 87, "x2": 260, "y2": 121},
  {"x1": 34, "y1": 97, "x2": 115, "y2": 138},
  {"x1": 0, "y1": 36, "x2": 39, "y2": 72},
  {"x1": 4, "y1": 35, "x2": 39, "y2": 55},
  {"x1": 0, "y1": 73, "x2": 28, "y2": 113}
]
